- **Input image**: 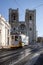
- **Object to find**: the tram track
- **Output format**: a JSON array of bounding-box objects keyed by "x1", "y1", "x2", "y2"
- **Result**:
[
  {"x1": 0, "y1": 51, "x2": 22, "y2": 65},
  {"x1": 0, "y1": 46, "x2": 38, "y2": 65},
  {"x1": 0, "y1": 46, "x2": 32, "y2": 57},
  {"x1": 0, "y1": 47, "x2": 31, "y2": 65}
]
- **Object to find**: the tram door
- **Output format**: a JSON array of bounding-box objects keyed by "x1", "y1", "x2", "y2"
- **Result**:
[{"x1": 14, "y1": 36, "x2": 19, "y2": 46}]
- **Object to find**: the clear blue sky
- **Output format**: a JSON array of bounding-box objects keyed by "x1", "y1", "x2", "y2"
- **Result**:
[{"x1": 0, "y1": 0, "x2": 43, "y2": 37}]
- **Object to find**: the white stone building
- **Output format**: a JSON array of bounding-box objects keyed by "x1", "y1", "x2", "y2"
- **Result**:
[{"x1": 0, "y1": 15, "x2": 11, "y2": 48}]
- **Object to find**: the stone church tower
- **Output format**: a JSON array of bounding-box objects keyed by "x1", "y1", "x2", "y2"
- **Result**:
[
  {"x1": 9, "y1": 8, "x2": 19, "y2": 34},
  {"x1": 25, "y1": 9, "x2": 36, "y2": 44},
  {"x1": 9, "y1": 8, "x2": 36, "y2": 44}
]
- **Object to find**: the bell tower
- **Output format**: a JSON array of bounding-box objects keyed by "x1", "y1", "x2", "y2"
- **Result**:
[
  {"x1": 9, "y1": 8, "x2": 19, "y2": 34},
  {"x1": 25, "y1": 9, "x2": 36, "y2": 44}
]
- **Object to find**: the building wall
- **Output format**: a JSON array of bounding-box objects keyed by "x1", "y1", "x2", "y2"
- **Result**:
[
  {"x1": 0, "y1": 15, "x2": 11, "y2": 48},
  {"x1": 9, "y1": 8, "x2": 19, "y2": 35},
  {"x1": 25, "y1": 9, "x2": 36, "y2": 44}
]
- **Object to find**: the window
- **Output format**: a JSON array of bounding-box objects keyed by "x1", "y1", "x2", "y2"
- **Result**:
[
  {"x1": 30, "y1": 16, "x2": 32, "y2": 20},
  {"x1": 12, "y1": 36, "x2": 14, "y2": 39},
  {"x1": 19, "y1": 36, "x2": 21, "y2": 39},
  {"x1": 8, "y1": 30, "x2": 9, "y2": 34},
  {"x1": 20, "y1": 24, "x2": 25, "y2": 30},
  {"x1": 30, "y1": 28, "x2": 32, "y2": 31},
  {"x1": 13, "y1": 27, "x2": 15, "y2": 30},
  {"x1": 13, "y1": 15, "x2": 16, "y2": 20},
  {"x1": 0, "y1": 30, "x2": 1, "y2": 33},
  {"x1": 21, "y1": 26, "x2": 24, "y2": 30},
  {"x1": 15, "y1": 36, "x2": 18, "y2": 41},
  {"x1": 8, "y1": 37, "x2": 9, "y2": 45}
]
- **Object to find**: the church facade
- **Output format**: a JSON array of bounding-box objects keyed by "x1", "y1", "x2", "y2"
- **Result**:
[{"x1": 9, "y1": 8, "x2": 36, "y2": 44}]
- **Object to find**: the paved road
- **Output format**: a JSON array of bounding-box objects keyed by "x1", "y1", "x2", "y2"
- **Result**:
[
  {"x1": 24, "y1": 47, "x2": 43, "y2": 65},
  {"x1": 0, "y1": 46, "x2": 32, "y2": 65},
  {"x1": 14, "y1": 48, "x2": 40, "y2": 65},
  {"x1": 0, "y1": 45, "x2": 42, "y2": 65},
  {"x1": 11, "y1": 46, "x2": 41, "y2": 65}
]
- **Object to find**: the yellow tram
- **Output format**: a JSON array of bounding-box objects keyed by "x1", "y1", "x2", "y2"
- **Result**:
[{"x1": 10, "y1": 33, "x2": 29, "y2": 48}]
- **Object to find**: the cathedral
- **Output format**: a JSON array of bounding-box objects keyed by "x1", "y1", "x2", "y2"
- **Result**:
[{"x1": 9, "y1": 8, "x2": 36, "y2": 44}]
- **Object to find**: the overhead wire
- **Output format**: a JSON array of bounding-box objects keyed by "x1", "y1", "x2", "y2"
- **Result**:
[
  {"x1": 33, "y1": 3, "x2": 43, "y2": 9},
  {"x1": 14, "y1": 0, "x2": 24, "y2": 20},
  {"x1": 13, "y1": 0, "x2": 43, "y2": 21}
]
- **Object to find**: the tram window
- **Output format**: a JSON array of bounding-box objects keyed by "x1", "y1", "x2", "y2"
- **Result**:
[
  {"x1": 15, "y1": 36, "x2": 18, "y2": 41},
  {"x1": 19, "y1": 36, "x2": 21, "y2": 39},
  {"x1": 19, "y1": 36, "x2": 21, "y2": 40}
]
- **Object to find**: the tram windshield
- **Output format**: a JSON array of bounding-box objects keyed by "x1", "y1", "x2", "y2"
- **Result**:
[{"x1": 15, "y1": 36, "x2": 18, "y2": 41}]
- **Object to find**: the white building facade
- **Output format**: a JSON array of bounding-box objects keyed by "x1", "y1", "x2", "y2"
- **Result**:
[{"x1": 0, "y1": 15, "x2": 11, "y2": 48}]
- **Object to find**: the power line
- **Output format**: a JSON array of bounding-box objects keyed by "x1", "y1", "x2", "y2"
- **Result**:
[
  {"x1": 14, "y1": 0, "x2": 23, "y2": 10},
  {"x1": 33, "y1": 3, "x2": 43, "y2": 9},
  {"x1": 14, "y1": 0, "x2": 24, "y2": 20}
]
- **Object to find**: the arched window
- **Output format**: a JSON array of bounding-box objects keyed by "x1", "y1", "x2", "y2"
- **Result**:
[
  {"x1": 30, "y1": 16, "x2": 32, "y2": 20},
  {"x1": 13, "y1": 15, "x2": 16, "y2": 20},
  {"x1": 12, "y1": 13, "x2": 16, "y2": 20},
  {"x1": 20, "y1": 24, "x2": 26, "y2": 30},
  {"x1": 13, "y1": 27, "x2": 15, "y2": 30},
  {"x1": 30, "y1": 28, "x2": 32, "y2": 31}
]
